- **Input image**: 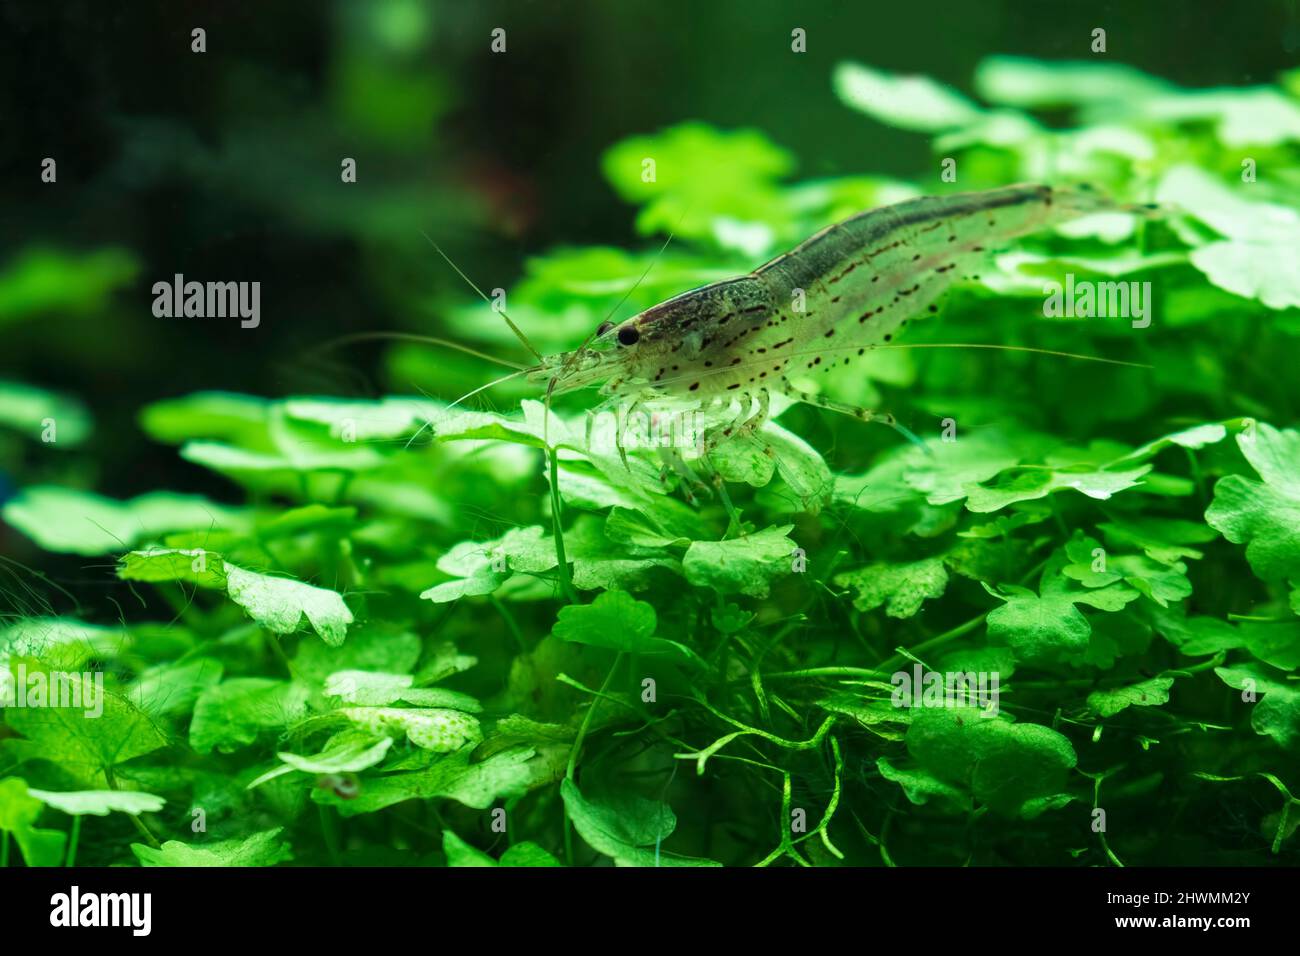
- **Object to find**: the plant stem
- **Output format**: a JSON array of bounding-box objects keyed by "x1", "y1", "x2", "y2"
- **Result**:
[
  {"x1": 1, "y1": 832, "x2": 8, "y2": 867},
  {"x1": 547, "y1": 446, "x2": 578, "y2": 604},
  {"x1": 491, "y1": 595, "x2": 527, "y2": 653},
  {"x1": 566, "y1": 652, "x2": 625, "y2": 781},
  {"x1": 562, "y1": 651, "x2": 625, "y2": 866},
  {"x1": 762, "y1": 666, "x2": 890, "y2": 681},
  {"x1": 879, "y1": 613, "x2": 987, "y2": 671},
  {"x1": 319, "y1": 804, "x2": 342, "y2": 866},
  {"x1": 65, "y1": 816, "x2": 81, "y2": 867},
  {"x1": 105, "y1": 768, "x2": 161, "y2": 849}
]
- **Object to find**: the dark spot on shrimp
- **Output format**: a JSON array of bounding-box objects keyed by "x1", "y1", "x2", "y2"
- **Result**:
[
  {"x1": 689, "y1": 382, "x2": 700, "y2": 391},
  {"x1": 727, "y1": 383, "x2": 741, "y2": 390},
  {"x1": 829, "y1": 262, "x2": 859, "y2": 284}
]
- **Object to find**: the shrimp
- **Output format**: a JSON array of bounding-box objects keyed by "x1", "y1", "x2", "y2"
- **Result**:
[
  {"x1": 530, "y1": 184, "x2": 1155, "y2": 445},
  {"x1": 406, "y1": 183, "x2": 1157, "y2": 503}
]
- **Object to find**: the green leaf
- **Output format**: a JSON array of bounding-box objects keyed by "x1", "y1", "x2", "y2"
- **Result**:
[
  {"x1": 683, "y1": 525, "x2": 795, "y2": 598},
  {"x1": 1110, "y1": 422, "x2": 1229, "y2": 465},
  {"x1": 0, "y1": 617, "x2": 130, "y2": 670},
  {"x1": 1138, "y1": 86, "x2": 1300, "y2": 147},
  {"x1": 985, "y1": 556, "x2": 1140, "y2": 662},
  {"x1": 0, "y1": 246, "x2": 138, "y2": 322},
  {"x1": 1190, "y1": 242, "x2": 1300, "y2": 311},
  {"x1": 126, "y1": 659, "x2": 224, "y2": 717},
  {"x1": 1215, "y1": 665, "x2": 1300, "y2": 750},
  {"x1": 601, "y1": 122, "x2": 795, "y2": 245},
  {"x1": 835, "y1": 61, "x2": 985, "y2": 131},
  {"x1": 905, "y1": 708, "x2": 1077, "y2": 816},
  {"x1": 323, "y1": 671, "x2": 481, "y2": 710},
  {"x1": 560, "y1": 779, "x2": 721, "y2": 867},
  {"x1": 965, "y1": 464, "x2": 1151, "y2": 513},
  {"x1": 189, "y1": 678, "x2": 310, "y2": 754},
  {"x1": 3, "y1": 661, "x2": 169, "y2": 785},
  {"x1": 552, "y1": 590, "x2": 703, "y2": 665},
  {"x1": 877, "y1": 756, "x2": 971, "y2": 810},
  {"x1": 225, "y1": 564, "x2": 353, "y2": 647},
  {"x1": 0, "y1": 380, "x2": 91, "y2": 446},
  {"x1": 139, "y1": 391, "x2": 270, "y2": 445},
  {"x1": 314, "y1": 744, "x2": 562, "y2": 815},
  {"x1": 1156, "y1": 167, "x2": 1300, "y2": 309},
  {"x1": 834, "y1": 558, "x2": 949, "y2": 618},
  {"x1": 283, "y1": 396, "x2": 436, "y2": 441},
  {"x1": 335, "y1": 707, "x2": 481, "y2": 752},
  {"x1": 1087, "y1": 676, "x2": 1177, "y2": 717},
  {"x1": 1206, "y1": 424, "x2": 1300, "y2": 595},
  {"x1": 0, "y1": 778, "x2": 66, "y2": 866},
  {"x1": 119, "y1": 549, "x2": 354, "y2": 646},
  {"x1": 4, "y1": 486, "x2": 243, "y2": 556},
  {"x1": 443, "y1": 831, "x2": 562, "y2": 868},
  {"x1": 248, "y1": 734, "x2": 393, "y2": 789},
  {"x1": 1097, "y1": 515, "x2": 1218, "y2": 564},
  {"x1": 28, "y1": 788, "x2": 166, "y2": 816},
  {"x1": 1063, "y1": 532, "x2": 1192, "y2": 607},
  {"x1": 131, "y1": 828, "x2": 293, "y2": 867},
  {"x1": 292, "y1": 624, "x2": 422, "y2": 684},
  {"x1": 974, "y1": 56, "x2": 1172, "y2": 107},
  {"x1": 442, "y1": 830, "x2": 496, "y2": 866},
  {"x1": 419, "y1": 525, "x2": 560, "y2": 604}
]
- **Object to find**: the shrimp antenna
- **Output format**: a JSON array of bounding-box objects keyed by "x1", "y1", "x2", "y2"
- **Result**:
[
  {"x1": 310, "y1": 332, "x2": 527, "y2": 370},
  {"x1": 598, "y1": 229, "x2": 679, "y2": 334},
  {"x1": 405, "y1": 366, "x2": 534, "y2": 449},
  {"x1": 419, "y1": 229, "x2": 544, "y2": 363}
]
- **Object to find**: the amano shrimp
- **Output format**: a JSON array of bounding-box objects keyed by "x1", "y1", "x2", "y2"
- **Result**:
[
  {"x1": 525, "y1": 183, "x2": 1156, "y2": 454},
  {"x1": 411, "y1": 183, "x2": 1157, "y2": 500}
]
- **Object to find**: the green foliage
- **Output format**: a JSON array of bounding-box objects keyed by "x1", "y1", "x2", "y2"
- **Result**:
[{"x1": 2, "y1": 54, "x2": 1299, "y2": 868}]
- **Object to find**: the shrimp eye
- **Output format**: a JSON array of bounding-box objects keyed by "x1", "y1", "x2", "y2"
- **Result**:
[
  {"x1": 596, "y1": 321, "x2": 614, "y2": 337},
  {"x1": 617, "y1": 326, "x2": 640, "y2": 346}
]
